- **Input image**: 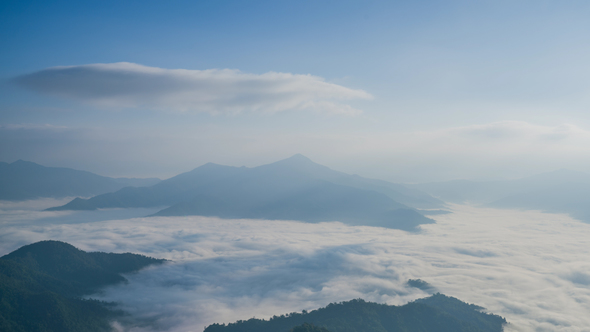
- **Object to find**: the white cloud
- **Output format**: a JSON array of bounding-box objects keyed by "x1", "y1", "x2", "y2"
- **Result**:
[
  {"x1": 13, "y1": 63, "x2": 372, "y2": 115},
  {"x1": 1, "y1": 202, "x2": 590, "y2": 331}
]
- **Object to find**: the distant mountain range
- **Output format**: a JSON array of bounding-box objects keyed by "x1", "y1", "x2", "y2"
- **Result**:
[
  {"x1": 0, "y1": 240, "x2": 165, "y2": 332},
  {"x1": 411, "y1": 169, "x2": 590, "y2": 222},
  {"x1": 47, "y1": 154, "x2": 443, "y2": 230},
  {"x1": 205, "y1": 294, "x2": 506, "y2": 332},
  {"x1": 0, "y1": 160, "x2": 160, "y2": 200}
]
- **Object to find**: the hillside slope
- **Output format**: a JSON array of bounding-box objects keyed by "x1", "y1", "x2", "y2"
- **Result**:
[
  {"x1": 0, "y1": 241, "x2": 165, "y2": 332},
  {"x1": 204, "y1": 294, "x2": 506, "y2": 332}
]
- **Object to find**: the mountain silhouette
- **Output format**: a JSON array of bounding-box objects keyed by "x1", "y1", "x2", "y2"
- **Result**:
[
  {"x1": 48, "y1": 155, "x2": 441, "y2": 230},
  {"x1": 0, "y1": 160, "x2": 160, "y2": 200}
]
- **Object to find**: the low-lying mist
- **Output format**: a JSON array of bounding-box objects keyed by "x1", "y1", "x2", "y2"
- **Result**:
[{"x1": 1, "y1": 202, "x2": 589, "y2": 331}]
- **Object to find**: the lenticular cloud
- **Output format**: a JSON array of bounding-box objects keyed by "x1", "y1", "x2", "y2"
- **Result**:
[{"x1": 13, "y1": 63, "x2": 372, "y2": 115}]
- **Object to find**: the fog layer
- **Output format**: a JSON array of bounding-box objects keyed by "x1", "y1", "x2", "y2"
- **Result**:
[{"x1": 1, "y1": 203, "x2": 589, "y2": 331}]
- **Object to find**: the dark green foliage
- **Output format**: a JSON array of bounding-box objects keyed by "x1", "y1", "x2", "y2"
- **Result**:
[
  {"x1": 290, "y1": 323, "x2": 331, "y2": 332},
  {"x1": 0, "y1": 240, "x2": 165, "y2": 332},
  {"x1": 204, "y1": 295, "x2": 506, "y2": 332},
  {"x1": 415, "y1": 294, "x2": 502, "y2": 331}
]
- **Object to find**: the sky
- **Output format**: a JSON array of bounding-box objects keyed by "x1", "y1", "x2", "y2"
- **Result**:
[
  {"x1": 2, "y1": 0, "x2": 590, "y2": 182},
  {"x1": 2, "y1": 201, "x2": 590, "y2": 331}
]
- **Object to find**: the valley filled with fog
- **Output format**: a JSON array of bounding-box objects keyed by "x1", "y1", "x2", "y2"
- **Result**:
[
  {"x1": 1, "y1": 200, "x2": 589, "y2": 331},
  {"x1": 4, "y1": 2, "x2": 590, "y2": 332}
]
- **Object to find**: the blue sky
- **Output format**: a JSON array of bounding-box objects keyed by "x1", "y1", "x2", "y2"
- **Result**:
[{"x1": 2, "y1": 0, "x2": 590, "y2": 181}]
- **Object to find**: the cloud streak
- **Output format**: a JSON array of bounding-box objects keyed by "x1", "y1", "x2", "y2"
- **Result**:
[
  {"x1": 1, "y1": 202, "x2": 590, "y2": 331},
  {"x1": 13, "y1": 63, "x2": 372, "y2": 115}
]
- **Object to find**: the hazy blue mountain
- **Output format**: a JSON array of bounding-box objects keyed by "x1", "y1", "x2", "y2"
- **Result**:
[
  {"x1": 411, "y1": 169, "x2": 590, "y2": 222},
  {"x1": 153, "y1": 183, "x2": 432, "y2": 230},
  {"x1": 241, "y1": 154, "x2": 444, "y2": 209},
  {"x1": 49, "y1": 155, "x2": 439, "y2": 230},
  {"x1": 204, "y1": 294, "x2": 506, "y2": 332},
  {"x1": 112, "y1": 177, "x2": 161, "y2": 187},
  {"x1": 49, "y1": 162, "x2": 250, "y2": 210},
  {"x1": 0, "y1": 160, "x2": 160, "y2": 200},
  {"x1": 0, "y1": 240, "x2": 165, "y2": 332}
]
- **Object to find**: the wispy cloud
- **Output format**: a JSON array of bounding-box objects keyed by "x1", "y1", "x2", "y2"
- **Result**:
[
  {"x1": 1, "y1": 203, "x2": 590, "y2": 331},
  {"x1": 12, "y1": 63, "x2": 372, "y2": 115}
]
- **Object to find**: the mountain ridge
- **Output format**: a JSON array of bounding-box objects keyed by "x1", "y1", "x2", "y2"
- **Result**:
[
  {"x1": 0, "y1": 160, "x2": 160, "y2": 200},
  {"x1": 204, "y1": 294, "x2": 506, "y2": 332},
  {"x1": 47, "y1": 155, "x2": 442, "y2": 231}
]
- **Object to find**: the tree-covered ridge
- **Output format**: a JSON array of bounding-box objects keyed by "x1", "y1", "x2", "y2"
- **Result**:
[
  {"x1": 290, "y1": 323, "x2": 331, "y2": 332},
  {"x1": 205, "y1": 295, "x2": 506, "y2": 332},
  {"x1": 0, "y1": 240, "x2": 166, "y2": 332}
]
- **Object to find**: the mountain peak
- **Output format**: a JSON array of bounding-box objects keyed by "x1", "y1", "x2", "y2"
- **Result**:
[
  {"x1": 2, "y1": 240, "x2": 78, "y2": 259},
  {"x1": 260, "y1": 154, "x2": 324, "y2": 171},
  {"x1": 284, "y1": 153, "x2": 314, "y2": 163}
]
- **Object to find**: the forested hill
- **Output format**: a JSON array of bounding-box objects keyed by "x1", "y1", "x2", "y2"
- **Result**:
[
  {"x1": 205, "y1": 294, "x2": 506, "y2": 332},
  {"x1": 0, "y1": 240, "x2": 165, "y2": 332}
]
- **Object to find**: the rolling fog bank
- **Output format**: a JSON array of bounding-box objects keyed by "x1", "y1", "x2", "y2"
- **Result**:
[{"x1": 1, "y1": 202, "x2": 589, "y2": 331}]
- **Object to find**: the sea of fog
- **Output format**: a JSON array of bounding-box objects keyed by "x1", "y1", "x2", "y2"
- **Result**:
[{"x1": 1, "y1": 199, "x2": 590, "y2": 332}]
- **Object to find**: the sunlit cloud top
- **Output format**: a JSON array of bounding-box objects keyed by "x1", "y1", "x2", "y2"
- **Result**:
[{"x1": 13, "y1": 62, "x2": 372, "y2": 115}]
